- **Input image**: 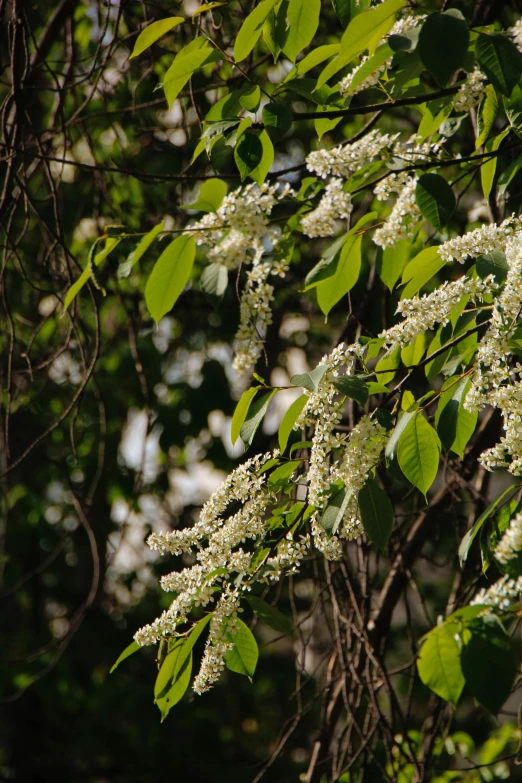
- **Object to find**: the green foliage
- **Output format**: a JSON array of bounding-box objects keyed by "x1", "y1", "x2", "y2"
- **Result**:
[
  {"x1": 397, "y1": 414, "x2": 440, "y2": 496},
  {"x1": 145, "y1": 235, "x2": 196, "y2": 323},
  {"x1": 417, "y1": 11, "x2": 469, "y2": 86},
  {"x1": 415, "y1": 174, "x2": 456, "y2": 232},
  {"x1": 130, "y1": 17, "x2": 184, "y2": 58},
  {"x1": 358, "y1": 476, "x2": 393, "y2": 551}
]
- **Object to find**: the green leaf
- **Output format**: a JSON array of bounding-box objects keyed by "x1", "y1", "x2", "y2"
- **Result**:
[
  {"x1": 240, "y1": 391, "x2": 276, "y2": 447},
  {"x1": 333, "y1": 376, "x2": 368, "y2": 406},
  {"x1": 182, "y1": 178, "x2": 227, "y2": 212},
  {"x1": 145, "y1": 235, "x2": 196, "y2": 323},
  {"x1": 331, "y1": 0, "x2": 353, "y2": 28},
  {"x1": 262, "y1": 103, "x2": 293, "y2": 142},
  {"x1": 232, "y1": 387, "x2": 260, "y2": 446},
  {"x1": 358, "y1": 476, "x2": 393, "y2": 552},
  {"x1": 267, "y1": 459, "x2": 301, "y2": 489},
  {"x1": 63, "y1": 237, "x2": 121, "y2": 312},
  {"x1": 200, "y1": 262, "x2": 228, "y2": 299},
  {"x1": 163, "y1": 41, "x2": 220, "y2": 107},
  {"x1": 481, "y1": 129, "x2": 510, "y2": 200},
  {"x1": 436, "y1": 378, "x2": 477, "y2": 458},
  {"x1": 415, "y1": 174, "x2": 456, "y2": 232},
  {"x1": 476, "y1": 250, "x2": 508, "y2": 282},
  {"x1": 263, "y1": 1, "x2": 288, "y2": 62},
  {"x1": 374, "y1": 346, "x2": 400, "y2": 385},
  {"x1": 155, "y1": 646, "x2": 193, "y2": 721},
  {"x1": 317, "y1": 0, "x2": 406, "y2": 87},
  {"x1": 234, "y1": 0, "x2": 280, "y2": 62},
  {"x1": 247, "y1": 596, "x2": 293, "y2": 637},
  {"x1": 225, "y1": 618, "x2": 259, "y2": 677},
  {"x1": 504, "y1": 83, "x2": 522, "y2": 137},
  {"x1": 400, "y1": 246, "x2": 445, "y2": 300},
  {"x1": 476, "y1": 33, "x2": 522, "y2": 96},
  {"x1": 191, "y1": 2, "x2": 226, "y2": 18},
  {"x1": 234, "y1": 130, "x2": 263, "y2": 181},
  {"x1": 418, "y1": 11, "x2": 469, "y2": 86},
  {"x1": 417, "y1": 622, "x2": 465, "y2": 706},
  {"x1": 283, "y1": 0, "x2": 321, "y2": 63},
  {"x1": 376, "y1": 240, "x2": 415, "y2": 292},
  {"x1": 239, "y1": 84, "x2": 261, "y2": 112},
  {"x1": 279, "y1": 394, "x2": 307, "y2": 452},
  {"x1": 316, "y1": 234, "x2": 362, "y2": 316},
  {"x1": 154, "y1": 640, "x2": 184, "y2": 700},
  {"x1": 118, "y1": 223, "x2": 164, "y2": 279},
  {"x1": 397, "y1": 413, "x2": 440, "y2": 496},
  {"x1": 130, "y1": 17, "x2": 184, "y2": 58},
  {"x1": 461, "y1": 617, "x2": 516, "y2": 713},
  {"x1": 292, "y1": 44, "x2": 340, "y2": 76},
  {"x1": 458, "y1": 485, "x2": 518, "y2": 567},
  {"x1": 497, "y1": 153, "x2": 522, "y2": 197},
  {"x1": 476, "y1": 84, "x2": 498, "y2": 149},
  {"x1": 321, "y1": 485, "x2": 352, "y2": 535},
  {"x1": 401, "y1": 333, "x2": 426, "y2": 368},
  {"x1": 110, "y1": 640, "x2": 140, "y2": 673},
  {"x1": 290, "y1": 364, "x2": 327, "y2": 392},
  {"x1": 252, "y1": 130, "x2": 274, "y2": 185},
  {"x1": 385, "y1": 410, "x2": 416, "y2": 459}
]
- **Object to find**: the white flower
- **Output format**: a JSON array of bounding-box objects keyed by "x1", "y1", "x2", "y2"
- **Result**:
[
  {"x1": 438, "y1": 215, "x2": 522, "y2": 263},
  {"x1": 306, "y1": 130, "x2": 398, "y2": 179},
  {"x1": 471, "y1": 574, "x2": 522, "y2": 611},
  {"x1": 452, "y1": 67, "x2": 487, "y2": 113},
  {"x1": 301, "y1": 178, "x2": 353, "y2": 238},
  {"x1": 494, "y1": 513, "x2": 522, "y2": 564},
  {"x1": 510, "y1": 19, "x2": 522, "y2": 53},
  {"x1": 373, "y1": 176, "x2": 422, "y2": 248}
]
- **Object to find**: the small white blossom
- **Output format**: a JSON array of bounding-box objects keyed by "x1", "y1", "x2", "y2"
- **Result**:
[
  {"x1": 471, "y1": 574, "x2": 522, "y2": 611},
  {"x1": 494, "y1": 513, "x2": 522, "y2": 564},
  {"x1": 452, "y1": 67, "x2": 487, "y2": 113},
  {"x1": 301, "y1": 178, "x2": 353, "y2": 238},
  {"x1": 438, "y1": 215, "x2": 522, "y2": 263},
  {"x1": 373, "y1": 176, "x2": 422, "y2": 248}
]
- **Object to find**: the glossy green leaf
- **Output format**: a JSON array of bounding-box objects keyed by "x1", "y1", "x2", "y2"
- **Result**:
[
  {"x1": 497, "y1": 153, "x2": 522, "y2": 197},
  {"x1": 415, "y1": 174, "x2": 456, "y2": 232},
  {"x1": 192, "y1": 2, "x2": 226, "y2": 18},
  {"x1": 400, "y1": 246, "x2": 445, "y2": 300},
  {"x1": 333, "y1": 376, "x2": 369, "y2": 406},
  {"x1": 292, "y1": 44, "x2": 340, "y2": 76},
  {"x1": 376, "y1": 240, "x2": 415, "y2": 292},
  {"x1": 262, "y1": 103, "x2": 293, "y2": 142},
  {"x1": 476, "y1": 250, "x2": 508, "y2": 282},
  {"x1": 63, "y1": 237, "x2": 121, "y2": 312},
  {"x1": 317, "y1": 0, "x2": 406, "y2": 87},
  {"x1": 321, "y1": 485, "x2": 352, "y2": 535},
  {"x1": 225, "y1": 618, "x2": 259, "y2": 677},
  {"x1": 130, "y1": 17, "x2": 184, "y2": 58},
  {"x1": 436, "y1": 378, "x2": 477, "y2": 458},
  {"x1": 374, "y1": 346, "x2": 400, "y2": 385},
  {"x1": 397, "y1": 413, "x2": 440, "y2": 495},
  {"x1": 145, "y1": 235, "x2": 195, "y2": 323},
  {"x1": 267, "y1": 459, "x2": 301, "y2": 489},
  {"x1": 346, "y1": 43, "x2": 393, "y2": 93},
  {"x1": 316, "y1": 234, "x2": 362, "y2": 316},
  {"x1": 263, "y1": 1, "x2": 289, "y2": 62},
  {"x1": 110, "y1": 640, "x2": 140, "y2": 673},
  {"x1": 476, "y1": 84, "x2": 498, "y2": 149},
  {"x1": 155, "y1": 647, "x2": 193, "y2": 721},
  {"x1": 461, "y1": 617, "x2": 516, "y2": 713},
  {"x1": 358, "y1": 476, "x2": 393, "y2": 552},
  {"x1": 476, "y1": 33, "x2": 522, "y2": 96},
  {"x1": 182, "y1": 178, "x2": 227, "y2": 212},
  {"x1": 118, "y1": 222, "x2": 164, "y2": 279},
  {"x1": 240, "y1": 391, "x2": 276, "y2": 447},
  {"x1": 232, "y1": 387, "x2": 260, "y2": 446},
  {"x1": 290, "y1": 364, "x2": 327, "y2": 392},
  {"x1": 401, "y1": 333, "x2": 426, "y2": 368},
  {"x1": 278, "y1": 394, "x2": 307, "y2": 452},
  {"x1": 247, "y1": 596, "x2": 293, "y2": 637},
  {"x1": 234, "y1": 0, "x2": 280, "y2": 62},
  {"x1": 418, "y1": 11, "x2": 469, "y2": 86},
  {"x1": 458, "y1": 485, "x2": 518, "y2": 567},
  {"x1": 481, "y1": 129, "x2": 510, "y2": 200},
  {"x1": 385, "y1": 410, "x2": 416, "y2": 459},
  {"x1": 163, "y1": 41, "x2": 220, "y2": 107},
  {"x1": 283, "y1": 0, "x2": 321, "y2": 63},
  {"x1": 417, "y1": 622, "x2": 465, "y2": 706}
]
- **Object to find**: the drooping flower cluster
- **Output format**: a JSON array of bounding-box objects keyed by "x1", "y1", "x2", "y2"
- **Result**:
[
  {"x1": 494, "y1": 513, "x2": 522, "y2": 564},
  {"x1": 301, "y1": 178, "x2": 353, "y2": 238},
  {"x1": 438, "y1": 215, "x2": 522, "y2": 263},
  {"x1": 306, "y1": 130, "x2": 399, "y2": 179},
  {"x1": 510, "y1": 18, "x2": 522, "y2": 53},
  {"x1": 380, "y1": 276, "x2": 494, "y2": 351},
  {"x1": 471, "y1": 574, "x2": 522, "y2": 611},
  {"x1": 188, "y1": 182, "x2": 295, "y2": 378},
  {"x1": 452, "y1": 67, "x2": 487, "y2": 113},
  {"x1": 373, "y1": 176, "x2": 421, "y2": 248}
]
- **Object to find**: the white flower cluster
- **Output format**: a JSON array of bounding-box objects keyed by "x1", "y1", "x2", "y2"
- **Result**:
[
  {"x1": 188, "y1": 182, "x2": 294, "y2": 378},
  {"x1": 380, "y1": 276, "x2": 493, "y2": 351},
  {"x1": 471, "y1": 574, "x2": 522, "y2": 611},
  {"x1": 373, "y1": 176, "x2": 421, "y2": 248},
  {"x1": 494, "y1": 513, "x2": 522, "y2": 564},
  {"x1": 438, "y1": 215, "x2": 522, "y2": 263},
  {"x1": 301, "y1": 178, "x2": 353, "y2": 238},
  {"x1": 192, "y1": 587, "x2": 241, "y2": 695},
  {"x1": 452, "y1": 67, "x2": 487, "y2": 113},
  {"x1": 510, "y1": 18, "x2": 522, "y2": 53},
  {"x1": 306, "y1": 130, "x2": 398, "y2": 179}
]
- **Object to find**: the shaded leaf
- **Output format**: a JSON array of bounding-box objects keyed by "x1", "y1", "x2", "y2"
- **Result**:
[
  {"x1": 358, "y1": 476, "x2": 393, "y2": 552},
  {"x1": 247, "y1": 596, "x2": 293, "y2": 637},
  {"x1": 279, "y1": 394, "x2": 307, "y2": 452}
]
